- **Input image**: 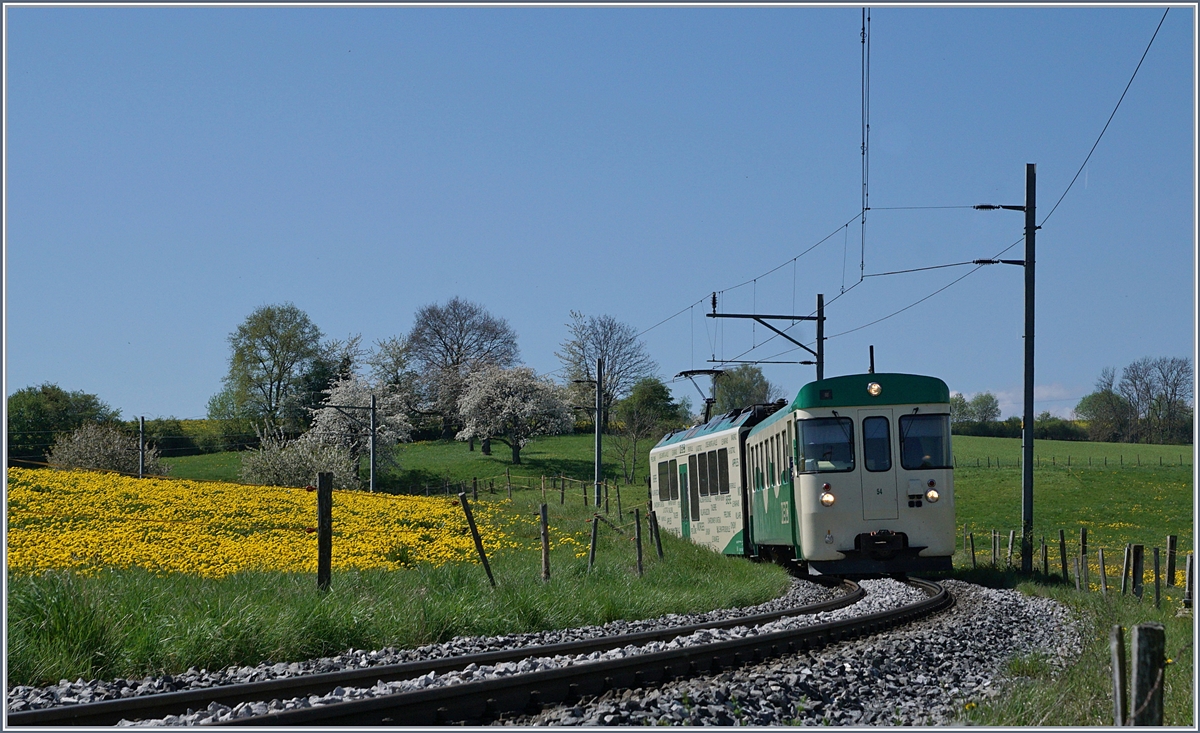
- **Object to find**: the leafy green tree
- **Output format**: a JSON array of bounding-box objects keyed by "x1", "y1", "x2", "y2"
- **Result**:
[
  {"x1": 283, "y1": 334, "x2": 364, "y2": 430},
  {"x1": 608, "y1": 377, "x2": 687, "y2": 483},
  {"x1": 205, "y1": 384, "x2": 259, "y2": 451},
  {"x1": 1073, "y1": 367, "x2": 1133, "y2": 442},
  {"x1": 219, "y1": 303, "x2": 324, "y2": 428},
  {"x1": 712, "y1": 365, "x2": 781, "y2": 414},
  {"x1": 968, "y1": 392, "x2": 1001, "y2": 423},
  {"x1": 949, "y1": 393, "x2": 971, "y2": 424},
  {"x1": 6, "y1": 383, "x2": 121, "y2": 463}
]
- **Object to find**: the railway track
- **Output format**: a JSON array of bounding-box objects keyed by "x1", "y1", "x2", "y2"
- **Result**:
[{"x1": 9, "y1": 577, "x2": 877, "y2": 727}]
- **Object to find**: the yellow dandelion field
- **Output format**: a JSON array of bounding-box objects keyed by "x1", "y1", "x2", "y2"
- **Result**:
[{"x1": 6, "y1": 467, "x2": 522, "y2": 578}]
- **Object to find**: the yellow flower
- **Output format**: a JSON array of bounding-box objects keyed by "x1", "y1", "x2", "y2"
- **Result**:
[{"x1": 6, "y1": 467, "x2": 516, "y2": 578}]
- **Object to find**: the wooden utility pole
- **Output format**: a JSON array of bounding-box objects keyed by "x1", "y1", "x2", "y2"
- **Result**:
[{"x1": 594, "y1": 358, "x2": 604, "y2": 508}]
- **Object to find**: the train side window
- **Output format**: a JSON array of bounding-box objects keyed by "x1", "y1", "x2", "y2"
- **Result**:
[
  {"x1": 768, "y1": 436, "x2": 776, "y2": 486},
  {"x1": 717, "y1": 448, "x2": 730, "y2": 494},
  {"x1": 657, "y1": 460, "x2": 671, "y2": 501},
  {"x1": 668, "y1": 459, "x2": 679, "y2": 500},
  {"x1": 707, "y1": 449, "x2": 720, "y2": 496},
  {"x1": 698, "y1": 451, "x2": 710, "y2": 497},
  {"x1": 688, "y1": 454, "x2": 701, "y2": 518},
  {"x1": 863, "y1": 416, "x2": 892, "y2": 472},
  {"x1": 777, "y1": 433, "x2": 784, "y2": 482},
  {"x1": 899, "y1": 414, "x2": 953, "y2": 469},
  {"x1": 798, "y1": 417, "x2": 856, "y2": 472}
]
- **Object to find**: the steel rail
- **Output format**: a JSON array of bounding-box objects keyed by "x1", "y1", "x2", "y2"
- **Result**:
[
  {"x1": 8, "y1": 578, "x2": 861, "y2": 727},
  {"x1": 219, "y1": 578, "x2": 951, "y2": 726}
]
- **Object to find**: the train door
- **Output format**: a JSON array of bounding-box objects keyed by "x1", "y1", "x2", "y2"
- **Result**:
[
  {"x1": 859, "y1": 410, "x2": 898, "y2": 520},
  {"x1": 678, "y1": 460, "x2": 690, "y2": 540}
]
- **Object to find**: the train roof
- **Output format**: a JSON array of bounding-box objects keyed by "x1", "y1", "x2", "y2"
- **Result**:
[
  {"x1": 792, "y1": 372, "x2": 950, "y2": 410},
  {"x1": 651, "y1": 403, "x2": 781, "y2": 450}
]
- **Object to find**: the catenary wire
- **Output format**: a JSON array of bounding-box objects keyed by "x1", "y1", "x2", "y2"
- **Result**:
[{"x1": 1039, "y1": 7, "x2": 1170, "y2": 228}]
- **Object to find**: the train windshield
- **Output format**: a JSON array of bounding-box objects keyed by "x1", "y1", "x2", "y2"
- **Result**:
[
  {"x1": 798, "y1": 417, "x2": 855, "y2": 473},
  {"x1": 899, "y1": 414, "x2": 952, "y2": 469}
]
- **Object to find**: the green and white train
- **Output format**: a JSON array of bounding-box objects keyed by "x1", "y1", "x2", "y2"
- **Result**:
[{"x1": 648, "y1": 372, "x2": 956, "y2": 575}]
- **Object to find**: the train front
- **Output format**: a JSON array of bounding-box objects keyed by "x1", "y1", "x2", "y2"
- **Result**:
[{"x1": 793, "y1": 373, "x2": 956, "y2": 575}]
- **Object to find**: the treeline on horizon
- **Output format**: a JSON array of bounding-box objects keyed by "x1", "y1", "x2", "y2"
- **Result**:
[
  {"x1": 951, "y1": 356, "x2": 1193, "y2": 445},
  {"x1": 7, "y1": 296, "x2": 1193, "y2": 470}
]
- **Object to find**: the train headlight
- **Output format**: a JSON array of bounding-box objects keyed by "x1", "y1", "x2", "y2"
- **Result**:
[
  {"x1": 820, "y1": 491, "x2": 836, "y2": 507},
  {"x1": 867, "y1": 382, "x2": 883, "y2": 397},
  {"x1": 925, "y1": 489, "x2": 940, "y2": 503}
]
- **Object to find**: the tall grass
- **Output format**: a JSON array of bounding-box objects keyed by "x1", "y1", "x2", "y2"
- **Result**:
[
  {"x1": 942, "y1": 567, "x2": 1193, "y2": 726},
  {"x1": 6, "y1": 486, "x2": 788, "y2": 687}
]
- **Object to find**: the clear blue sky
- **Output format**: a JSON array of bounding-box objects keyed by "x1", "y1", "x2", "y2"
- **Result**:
[{"x1": 4, "y1": 5, "x2": 1195, "y2": 422}]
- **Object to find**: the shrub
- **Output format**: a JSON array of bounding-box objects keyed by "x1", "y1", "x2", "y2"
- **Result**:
[
  {"x1": 124, "y1": 418, "x2": 201, "y2": 458},
  {"x1": 239, "y1": 431, "x2": 359, "y2": 489},
  {"x1": 47, "y1": 423, "x2": 167, "y2": 476}
]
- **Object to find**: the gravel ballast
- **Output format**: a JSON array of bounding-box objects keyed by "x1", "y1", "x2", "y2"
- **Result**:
[
  {"x1": 8, "y1": 578, "x2": 1081, "y2": 727},
  {"x1": 505, "y1": 580, "x2": 1081, "y2": 726},
  {"x1": 6, "y1": 576, "x2": 840, "y2": 715}
]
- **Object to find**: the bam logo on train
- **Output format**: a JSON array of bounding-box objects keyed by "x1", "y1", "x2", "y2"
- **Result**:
[{"x1": 648, "y1": 373, "x2": 955, "y2": 576}]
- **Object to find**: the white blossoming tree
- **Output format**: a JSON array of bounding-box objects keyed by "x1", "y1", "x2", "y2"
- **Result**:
[
  {"x1": 307, "y1": 373, "x2": 412, "y2": 470},
  {"x1": 456, "y1": 366, "x2": 572, "y2": 465}
]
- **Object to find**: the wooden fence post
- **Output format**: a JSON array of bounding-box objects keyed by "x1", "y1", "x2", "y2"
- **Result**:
[
  {"x1": 1131, "y1": 545, "x2": 1145, "y2": 599},
  {"x1": 560, "y1": 475, "x2": 565, "y2": 505},
  {"x1": 1041, "y1": 537, "x2": 1049, "y2": 577},
  {"x1": 634, "y1": 508, "x2": 644, "y2": 577},
  {"x1": 316, "y1": 472, "x2": 333, "y2": 593},
  {"x1": 969, "y1": 532, "x2": 976, "y2": 568},
  {"x1": 1111, "y1": 625, "x2": 1127, "y2": 726},
  {"x1": 1166, "y1": 535, "x2": 1177, "y2": 586},
  {"x1": 1130, "y1": 623, "x2": 1165, "y2": 726},
  {"x1": 1122, "y1": 544, "x2": 1132, "y2": 595},
  {"x1": 1060, "y1": 529, "x2": 1069, "y2": 583},
  {"x1": 616, "y1": 482, "x2": 623, "y2": 520},
  {"x1": 1153, "y1": 548, "x2": 1161, "y2": 609},
  {"x1": 458, "y1": 492, "x2": 496, "y2": 587},
  {"x1": 649, "y1": 510, "x2": 664, "y2": 559},
  {"x1": 1081, "y1": 527, "x2": 1089, "y2": 586},
  {"x1": 1099, "y1": 547, "x2": 1108, "y2": 596},
  {"x1": 1075, "y1": 556, "x2": 1081, "y2": 591},
  {"x1": 1184, "y1": 553, "x2": 1193, "y2": 609},
  {"x1": 541, "y1": 475, "x2": 546, "y2": 503},
  {"x1": 540, "y1": 503, "x2": 550, "y2": 582},
  {"x1": 472, "y1": 477, "x2": 478, "y2": 501},
  {"x1": 1007, "y1": 530, "x2": 1015, "y2": 567},
  {"x1": 587, "y1": 515, "x2": 599, "y2": 571}
]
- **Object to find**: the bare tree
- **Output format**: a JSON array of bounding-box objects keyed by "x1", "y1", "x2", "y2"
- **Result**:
[
  {"x1": 1119, "y1": 358, "x2": 1158, "y2": 443},
  {"x1": 408, "y1": 298, "x2": 520, "y2": 439},
  {"x1": 556, "y1": 312, "x2": 657, "y2": 429},
  {"x1": 1150, "y1": 356, "x2": 1193, "y2": 444}
]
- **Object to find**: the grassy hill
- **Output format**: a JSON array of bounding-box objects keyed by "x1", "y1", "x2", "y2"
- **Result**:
[{"x1": 163, "y1": 433, "x2": 1193, "y2": 556}]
